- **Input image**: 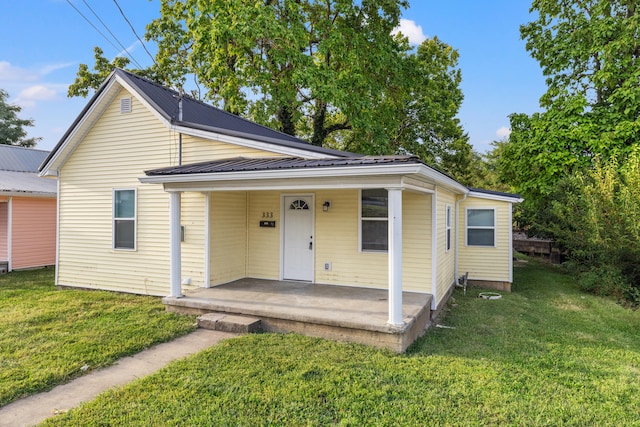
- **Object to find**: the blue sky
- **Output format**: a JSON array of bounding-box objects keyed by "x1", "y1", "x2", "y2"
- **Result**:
[{"x1": 0, "y1": 0, "x2": 546, "y2": 153}]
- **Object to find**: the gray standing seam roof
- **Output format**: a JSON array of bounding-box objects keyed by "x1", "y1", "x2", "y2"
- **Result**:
[
  {"x1": 0, "y1": 145, "x2": 50, "y2": 172},
  {"x1": 117, "y1": 69, "x2": 355, "y2": 158},
  {"x1": 145, "y1": 155, "x2": 424, "y2": 176},
  {"x1": 120, "y1": 70, "x2": 306, "y2": 144},
  {"x1": 0, "y1": 171, "x2": 57, "y2": 195}
]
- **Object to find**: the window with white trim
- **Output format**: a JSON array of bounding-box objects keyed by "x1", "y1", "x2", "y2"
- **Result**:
[
  {"x1": 361, "y1": 189, "x2": 388, "y2": 251},
  {"x1": 466, "y1": 208, "x2": 495, "y2": 247},
  {"x1": 113, "y1": 189, "x2": 136, "y2": 250},
  {"x1": 446, "y1": 205, "x2": 452, "y2": 251}
]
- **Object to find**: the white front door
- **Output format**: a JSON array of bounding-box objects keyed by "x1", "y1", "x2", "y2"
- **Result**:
[{"x1": 283, "y1": 195, "x2": 314, "y2": 281}]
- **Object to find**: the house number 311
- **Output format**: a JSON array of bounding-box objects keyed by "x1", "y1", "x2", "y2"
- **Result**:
[{"x1": 262, "y1": 212, "x2": 274, "y2": 218}]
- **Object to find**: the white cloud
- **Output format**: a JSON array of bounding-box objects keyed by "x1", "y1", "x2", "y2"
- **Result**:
[
  {"x1": 117, "y1": 40, "x2": 141, "y2": 60},
  {"x1": 496, "y1": 126, "x2": 511, "y2": 139},
  {"x1": 14, "y1": 85, "x2": 58, "y2": 108},
  {"x1": 0, "y1": 61, "x2": 75, "y2": 83},
  {"x1": 0, "y1": 61, "x2": 73, "y2": 110},
  {"x1": 40, "y1": 62, "x2": 76, "y2": 76},
  {"x1": 0, "y1": 61, "x2": 39, "y2": 82},
  {"x1": 392, "y1": 19, "x2": 427, "y2": 45}
]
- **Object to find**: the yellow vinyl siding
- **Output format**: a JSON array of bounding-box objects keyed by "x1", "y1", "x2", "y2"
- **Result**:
[
  {"x1": 180, "y1": 134, "x2": 283, "y2": 163},
  {"x1": 314, "y1": 190, "x2": 432, "y2": 292},
  {"x1": 435, "y1": 189, "x2": 457, "y2": 303},
  {"x1": 458, "y1": 196, "x2": 512, "y2": 282},
  {"x1": 401, "y1": 191, "x2": 432, "y2": 293},
  {"x1": 210, "y1": 191, "x2": 247, "y2": 285},
  {"x1": 315, "y1": 190, "x2": 386, "y2": 288},
  {"x1": 58, "y1": 88, "x2": 172, "y2": 294},
  {"x1": 180, "y1": 192, "x2": 206, "y2": 287},
  {"x1": 246, "y1": 191, "x2": 281, "y2": 279},
  {"x1": 57, "y1": 87, "x2": 287, "y2": 295}
]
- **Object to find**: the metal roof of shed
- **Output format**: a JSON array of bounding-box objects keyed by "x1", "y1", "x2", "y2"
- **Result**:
[
  {"x1": 0, "y1": 145, "x2": 50, "y2": 172},
  {"x1": 0, "y1": 171, "x2": 56, "y2": 195}
]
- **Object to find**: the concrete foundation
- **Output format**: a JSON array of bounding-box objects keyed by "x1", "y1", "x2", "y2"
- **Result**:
[{"x1": 164, "y1": 278, "x2": 433, "y2": 353}]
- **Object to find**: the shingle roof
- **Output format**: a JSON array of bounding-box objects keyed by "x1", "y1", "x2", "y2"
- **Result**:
[
  {"x1": 0, "y1": 145, "x2": 50, "y2": 172},
  {"x1": 145, "y1": 155, "x2": 423, "y2": 176}
]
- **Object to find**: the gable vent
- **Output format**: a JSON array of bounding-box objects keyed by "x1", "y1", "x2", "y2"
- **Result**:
[{"x1": 120, "y1": 97, "x2": 132, "y2": 114}]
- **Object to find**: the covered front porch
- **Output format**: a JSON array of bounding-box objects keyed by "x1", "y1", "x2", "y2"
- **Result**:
[
  {"x1": 140, "y1": 156, "x2": 465, "y2": 351},
  {"x1": 163, "y1": 278, "x2": 433, "y2": 353}
]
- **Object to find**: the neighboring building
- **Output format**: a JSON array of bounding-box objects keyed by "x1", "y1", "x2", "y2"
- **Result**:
[
  {"x1": 0, "y1": 145, "x2": 57, "y2": 272},
  {"x1": 39, "y1": 69, "x2": 520, "y2": 330}
]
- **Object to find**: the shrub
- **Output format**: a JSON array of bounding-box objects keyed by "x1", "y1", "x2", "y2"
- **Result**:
[
  {"x1": 578, "y1": 265, "x2": 628, "y2": 298},
  {"x1": 544, "y1": 148, "x2": 640, "y2": 306}
]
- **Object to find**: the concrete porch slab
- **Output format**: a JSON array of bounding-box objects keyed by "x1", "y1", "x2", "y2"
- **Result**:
[{"x1": 163, "y1": 279, "x2": 432, "y2": 353}]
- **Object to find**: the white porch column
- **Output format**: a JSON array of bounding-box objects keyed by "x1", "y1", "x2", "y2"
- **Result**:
[
  {"x1": 203, "y1": 192, "x2": 211, "y2": 288},
  {"x1": 169, "y1": 191, "x2": 182, "y2": 297},
  {"x1": 388, "y1": 187, "x2": 403, "y2": 326}
]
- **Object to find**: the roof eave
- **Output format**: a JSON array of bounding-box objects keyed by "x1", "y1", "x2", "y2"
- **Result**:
[
  {"x1": 140, "y1": 163, "x2": 424, "y2": 184},
  {"x1": 0, "y1": 190, "x2": 57, "y2": 198},
  {"x1": 467, "y1": 189, "x2": 523, "y2": 203},
  {"x1": 139, "y1": 162, "x2": 469, "y2": 196}
]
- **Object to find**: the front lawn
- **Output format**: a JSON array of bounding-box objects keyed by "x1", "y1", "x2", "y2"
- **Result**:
[
  {"x1": 0, "y1": 269, "x2": 196, "y2": 406},
  {"x1": 43, "y1": 259, "x2": 640, "y2": 426}
]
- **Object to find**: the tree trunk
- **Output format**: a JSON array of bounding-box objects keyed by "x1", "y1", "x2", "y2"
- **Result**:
[
  {"x1": 278, "y1": 105, "x2": 296, "y2": 136},
  {"x1": 311, "y1": 100, "x2": 327, "y2": 146}
]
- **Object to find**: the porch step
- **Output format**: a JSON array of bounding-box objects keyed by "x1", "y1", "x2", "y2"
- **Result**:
[{"x1": 197, "y1": 313, "x2": 262, "y2": 334}]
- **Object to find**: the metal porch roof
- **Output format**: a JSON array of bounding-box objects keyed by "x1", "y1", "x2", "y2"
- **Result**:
[{"x1": 145, "y1": 156, "x2": 425, "y2": 176}]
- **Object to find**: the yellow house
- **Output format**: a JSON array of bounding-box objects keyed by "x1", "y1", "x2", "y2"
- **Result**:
[{"x1": 40, "y1": 69, "x2": 521, "y2": 351}]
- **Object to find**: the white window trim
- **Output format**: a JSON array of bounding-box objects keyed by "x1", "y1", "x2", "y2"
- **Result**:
[
  {"x1": 465, "y1": 207, "x2": 496, "y2": 248},
  {"x1": 359, "y1": 189, "x2": 388, "y2": 253},
  {"x1": 113, "y1": 188, "x2": 137, "y2": 251},
  {"x1": 445, "y1": 204, "x2": 452, "y2": 252}
]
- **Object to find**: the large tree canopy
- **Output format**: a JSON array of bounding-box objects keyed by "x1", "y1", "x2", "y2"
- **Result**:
[
  {"x1": 69, "y1": 0, "x2": 473, "y2": 181},
  {"x1": 500, "y1": 0, "x2": 640, "y2": 204},
  {"x1": 0, "y1": 89, "x2": 40, "y2": 147}
]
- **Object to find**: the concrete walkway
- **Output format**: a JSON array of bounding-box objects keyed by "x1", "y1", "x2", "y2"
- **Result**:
[{"x1": 0, "y1": 329, "x2": 237, "y2": 427}]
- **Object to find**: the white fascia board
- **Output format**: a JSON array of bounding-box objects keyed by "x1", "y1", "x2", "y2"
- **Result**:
[
  {"x1": 416, "y1": 164, "x2": 468, "y2": 194},
  {"x1": 173, "y1": 125, "x2": 338, "y2": 159},
  {"x1": 39, "y1": 79, "x2": 122, "y2": 177},
  {"x1": 161, "y1": 176, "x2": 404, "y2": 192},
  {"x1": 140, "y1": 163, "x2": 424, "y2": 185},
  {"x1": 402, "y1": 176, "x2": 436, "y2": 194},
  {"x1": 467, "y1": 190, "x2": 523, "y2": 204}
]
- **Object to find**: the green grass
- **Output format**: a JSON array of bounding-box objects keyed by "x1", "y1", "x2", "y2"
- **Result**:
[
  {"x1": 0, "y1": 268, "x2": 196, "y2": 406},
  {"x1": 41, "y1": 258, "x2": 640, "y2": 426}
]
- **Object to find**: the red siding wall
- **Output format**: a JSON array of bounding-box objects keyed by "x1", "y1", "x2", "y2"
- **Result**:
[
  {"x1": 0, "y1": 202, "x2": 7, "y2": 261},
  {"x1": 10, "y1": 197, "x2": 56, "y2": 269}
]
